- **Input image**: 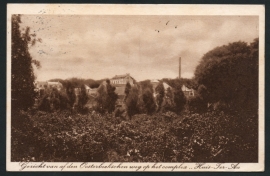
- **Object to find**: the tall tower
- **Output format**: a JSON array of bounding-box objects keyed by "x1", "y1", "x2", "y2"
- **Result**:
[{"x1": 179, "y1": 57, "x2": 181, "y2": 79}]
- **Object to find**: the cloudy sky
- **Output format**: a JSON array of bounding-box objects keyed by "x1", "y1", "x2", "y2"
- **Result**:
[{"x1": 20, "y1": 15, "x2": 258, "y2": 81}]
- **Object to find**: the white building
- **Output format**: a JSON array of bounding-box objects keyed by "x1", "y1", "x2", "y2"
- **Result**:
[
  {"x1": 47, "y1": 81, "x2": 63, "y2": 91},
  {"x1": 110, "y1": 73, "x2": 136, "y2": 86},
  {"x1": 182, "y1": 84, "x2": 195, "y2": 97},
  {"x1": 35, "y1": 81, "x2": 63, "y2": 91}
]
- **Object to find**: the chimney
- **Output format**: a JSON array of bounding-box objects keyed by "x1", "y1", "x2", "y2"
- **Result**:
[{"x1": 179, "y1": 57, "x2": 181, "y2": 79}]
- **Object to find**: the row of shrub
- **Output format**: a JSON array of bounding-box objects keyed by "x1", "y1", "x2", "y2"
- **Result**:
[
  {"x1": 37, "y1": 79, "x2": 188, "y2": 118},
  {"x1": 37, "y1": 76, "x2": 257, "y2": 119},
  {"x1": 37, "y1": 81, "x2": 89, "y2": 113},
  {"x1": 124, "y1": 80, "x2": 186, "y2": 118}
]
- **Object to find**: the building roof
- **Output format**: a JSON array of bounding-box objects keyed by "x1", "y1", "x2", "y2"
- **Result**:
[
  {"x1": 182, "y1": 84, "x2": 194, "y2": 91},
  {"x1": 48, "y1": 81, "x2": 62, "y2": 86},
  {"x1": 151, "y1": 80, "x2": 171, "y2": 91},
  {"x1": 85, "y1": 84, "x2": 91, "y2": 90},
  {"x1": 112, "y1": 73, "x2": 130, "y2": 79},
  {"x1": 151, "y1": 79, "x2": 159, "y2": 83},
  {"x1": 35, "y1": 81, "x2": 48, "y2": 88},
  {"x1": 163, "y1": 82, "x2": 171, "y2": 90},
  {"x1": 111, "y1": 73, "x2": 136, "y2": 81}
]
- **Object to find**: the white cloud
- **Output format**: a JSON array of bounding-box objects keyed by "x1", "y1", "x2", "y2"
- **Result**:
[{"x1": 20, "y1": 15, "x2": 258, "y2": 81}]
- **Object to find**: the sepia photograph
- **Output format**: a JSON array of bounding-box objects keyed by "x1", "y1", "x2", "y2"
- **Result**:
[{"x1": 7, "y1": 4, "x2": 264, "y2": 171}]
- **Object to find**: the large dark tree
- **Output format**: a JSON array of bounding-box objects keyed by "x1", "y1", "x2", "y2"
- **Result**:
[
  {"x1": 194, "y1": 39, "x2": 259, "y2": 113},
  {"x1": 11, "y1": 15, "x2": 40, "y2": 110}
]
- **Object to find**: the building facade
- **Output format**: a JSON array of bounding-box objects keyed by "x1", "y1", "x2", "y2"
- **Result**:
[
  {"x1": 35, "y1": 81, "x2": 63, "y2": 91},
  {"x1": 35, "y1": 81, "x2": 63, "y2": 96},
  {"x1": 110, "y1": 73, "x2": 135, "y2": 86},
  {"x1": 182, "y1": 84, "x2": 195, "y2": 97},
  {"x1": 47, "y1": 81, "x2": 63, "y2": 91}
]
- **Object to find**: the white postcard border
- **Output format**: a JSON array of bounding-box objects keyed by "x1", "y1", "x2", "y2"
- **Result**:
[{"x1": 6, "y1": 4, "x2": 265, "y2": 172}]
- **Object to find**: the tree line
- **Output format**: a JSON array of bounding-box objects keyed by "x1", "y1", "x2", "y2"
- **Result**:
[{"x1": 49, "y1": 77, "x2": 105, "y2": 89}]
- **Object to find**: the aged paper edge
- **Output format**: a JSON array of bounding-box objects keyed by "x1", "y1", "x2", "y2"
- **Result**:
[{"x1": 6, "y1": 4, "x2": 265, "y2": 172}]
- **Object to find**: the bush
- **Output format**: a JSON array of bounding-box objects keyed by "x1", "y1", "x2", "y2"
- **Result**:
[
  {"x1": 11, "y1": 109, "x2": 258, "y2": 162},
  {"x1": 59, "y1": 90, "x2": 69, "y2": 110},
  {"x1": 38, "y1": 94, "x2": 51, "y2": 112},
  {"x1": 95, "y1": 80, "x2": 118, "y2": 114},
  {"x1": 106, "y1": 80, "x2": 118, "y2": 113},
  {"x1": 137, "y1": 81, "x2": 156, "y2": 115},
  {"x1": 173, "y1": 87, "x2": 186, "y2": 114},
  {"x1": 124, "y1": 82, "x2": 132, "y2": 101},
  {"x1": 66, "y1": 81, "x2": 76, "y2": 108},
  {"x1": 78, "y1": 85, "x2": 89, "y2": 112},
  {"x1": 125, "y1": 81, "x2": 157, "y2": 117},
  {"x1": 95, "y1": 83, "x2": 107, "y2": 113},
  {"x1": 142, "y1": 87, "x2": 156, "y2": 115},
  {"x1": 162, "y1": 87, "x2": 175, "y2": 112},
  {"x1": 155, "y1": 82, "x2": 165, "y2": 112},
  {"x1": 187, "y1": 95, "x2": 207, "y2": 113},
  {"x1": 125, "y1": 85, "x2": 139, "y2": 117},
  {"x1": 38, "y1": 88, "x2": 61, "y2": 112}
]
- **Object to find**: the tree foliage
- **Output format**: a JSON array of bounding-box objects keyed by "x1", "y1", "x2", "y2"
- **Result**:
[
  {"x1": 125, "y1": 85, "x2": 139, "y2": 117},
  {"x1": 95, "y1": 83, "x2": 107, "y2": 113},
  {"x1": 137, "y1": 80, "x2": 156, "y2": 115},
  {"x1": 194, "y1": 39, "x2": 259, "y2": 113},
  {"x1": 11, "y1": 108, "x2": 258, "y2": 162},
  {"x1": 106, "y1": 80, "x2": 118, "y2": 113},
  {"x1": 172, "y1": 85, "x2": 186, "y2": 114},
  {"x1": 11, "y1": 15, "x2": 40, "y2": 110},
  {"x1": 155, "y1": 82, "x2": 165, "y2": 112},
  {"x1": 142, "y1": 87, "x2": 156, "y2": 115},
  {"x1": 125, "y1": 81, "x2": 157, "y2": 116},
  {"x1": 38, "y1": 87, "x2": 69, "y2": 112},
  {"x1": 78, "y1": 85, "x2": 89, "y2": 112},
  {"x1": 124, "y1": 82, "x2": 132, "y2": 101},
  {"x1": 162, "y1": 78, "x2": 195, "y2": 90},
  {"x1": 65, "y1": 81, "x2": 76, "y2": 108},
  {"x1": 49, "y1": 78, "x2": 105, "y2": 89},
  {"x1": 95, "y1": 80, "x2": 118, "y2": 113},
  {"x1": 163, "y1": 87, "x2": 175, "y2": 112}
]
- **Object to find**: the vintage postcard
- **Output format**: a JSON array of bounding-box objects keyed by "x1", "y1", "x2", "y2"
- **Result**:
[{"x1": 6, "y1": 4, "x2": 265, "y2": 172}]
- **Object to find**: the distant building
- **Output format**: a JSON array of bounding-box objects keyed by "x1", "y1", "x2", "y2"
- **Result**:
[
  {"x1": 151, "y1": 80, "x2": 172, "y2": 97},
  {"x1": 47, "y1": 81, "x2": 63, "y2": 91},
  {"x1": 182, "y1": 84, "x2": 195, "y2": 97},
  {"x1": 35, "y1": 81, "x2": 48, "y2": 90},
  {"x1": 73, "y1": 84, "x2": 98, "y2": 97},
  {"x1": 85, "y1": 84, "x2": 97, "y2": 96},
  {"x1": 85, "y1": 84, "x2": 91, "y2": 92},
  {"x1": 110, "y1": 73, "x2": 136, "y2": 86},
  {"x1": 35, "y1": 81, "x2": 63, "y2": 96},
  {"x1": 150, "y1": 79, "x2": 159, "y2": 90},
  {"x1": 35, "y1": 81, "x2": 63, "y2": 90},
  {"x1": 103, "y1": 73, "x2": 136, "y2": 106}
]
